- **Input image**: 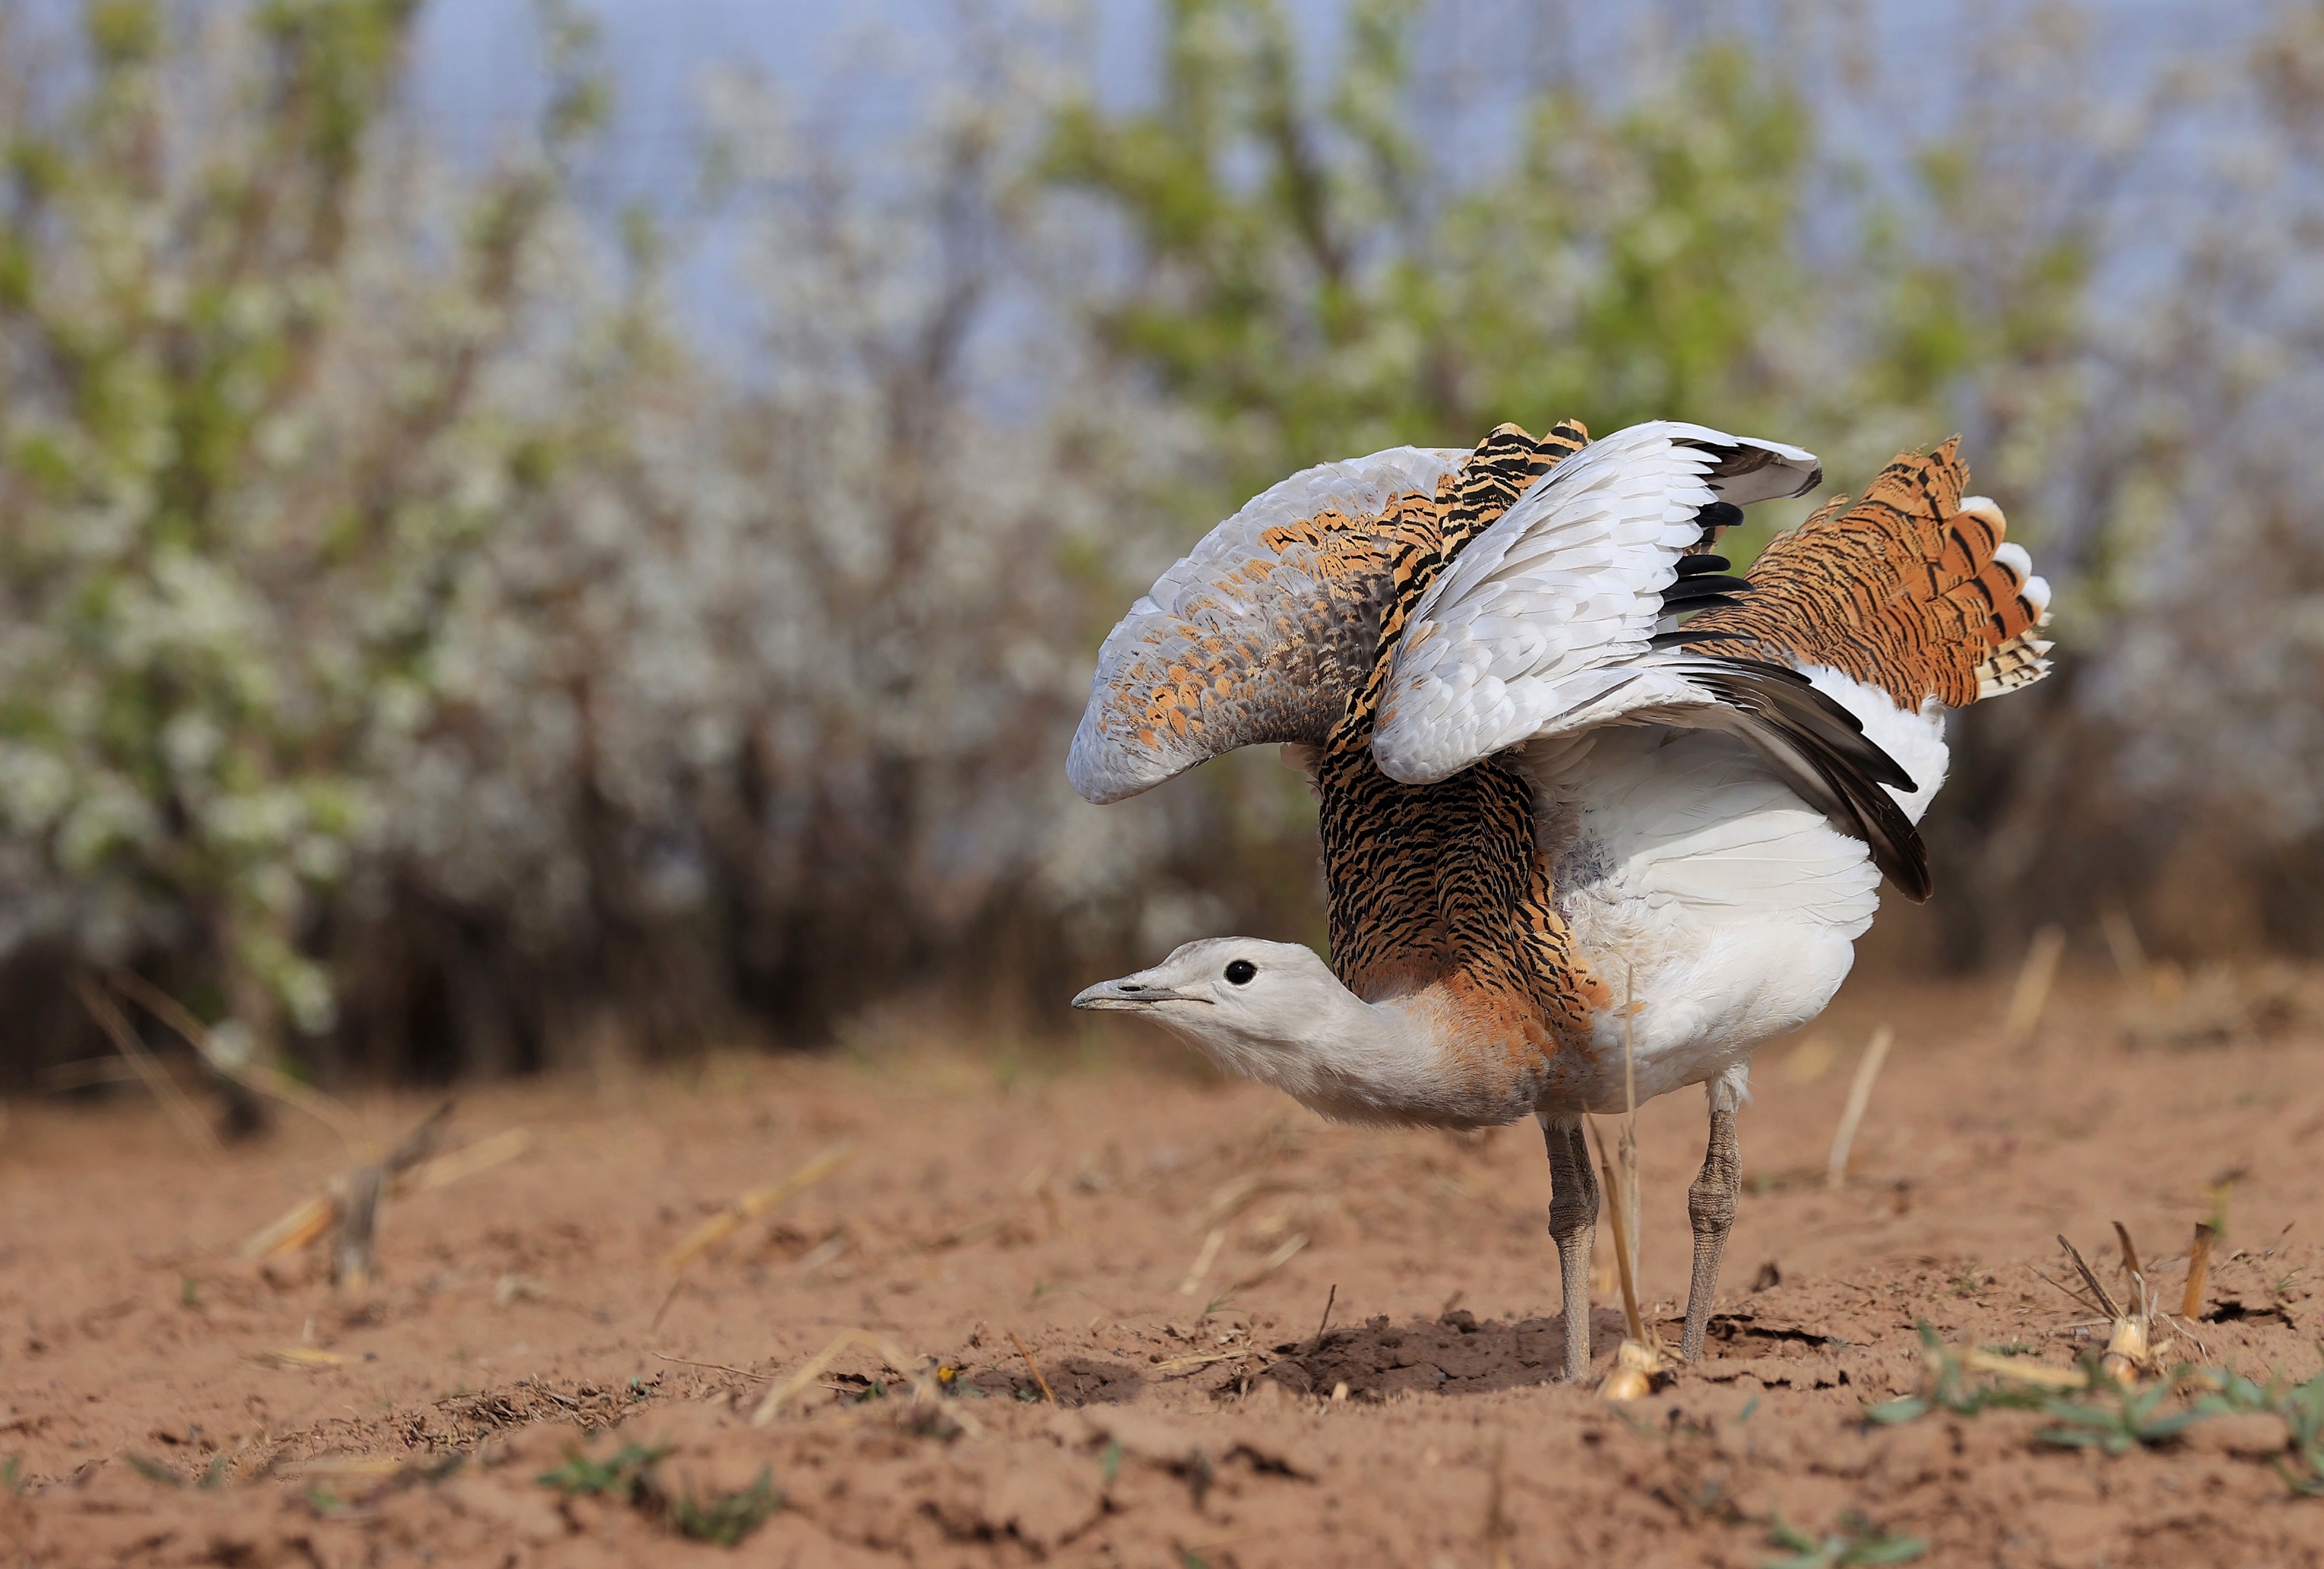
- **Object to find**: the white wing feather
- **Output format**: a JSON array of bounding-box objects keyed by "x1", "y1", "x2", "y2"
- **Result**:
[
  {"x1": 1370, "y1": 421, "x2": 1819, "y2": 786},
  {"x1": 1068, "y1": 445, "x2": 1467, "y2": 804}
]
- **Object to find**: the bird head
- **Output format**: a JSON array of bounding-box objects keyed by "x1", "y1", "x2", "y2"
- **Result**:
[
  {"x1": 1072, "y1": 937, "x2": 1351, "y2": 1080},
  {"x1": 1083, "y1": 934, "x2": 1348, "y2": 1041}
]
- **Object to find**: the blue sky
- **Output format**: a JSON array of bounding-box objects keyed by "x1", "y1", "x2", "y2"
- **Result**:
[{"x1": 405, "y1": 0, "x2": 2256, "y2": 349}]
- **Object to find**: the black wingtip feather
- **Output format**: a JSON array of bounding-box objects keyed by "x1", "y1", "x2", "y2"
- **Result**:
[
  {"x1": 1662, "y1": 575, "x2": 1752, "y2": 603},
  {"x1": 1665, "y1": 653, "x2": 1933, "y2": 897},
  {"x1": 1693, "y1": 500, "x2": 1744, "y2": 538}
]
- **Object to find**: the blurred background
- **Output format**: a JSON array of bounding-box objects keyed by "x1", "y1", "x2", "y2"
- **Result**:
[{"x1": 0, "y1": 0, "x2": 2317, "y2": 1093}]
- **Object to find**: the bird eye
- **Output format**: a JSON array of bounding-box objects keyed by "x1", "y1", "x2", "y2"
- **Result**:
[{"x1": 1224, "y1": 960, "x2": 1256, "y2": 985}]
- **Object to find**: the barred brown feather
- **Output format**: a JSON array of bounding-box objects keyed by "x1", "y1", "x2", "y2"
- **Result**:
[
  {"x1": 1683, "y1": 438, "x2": 2051, "y2": 711},
  {"x1": 1316, "y1": 420, "x2": 1608, "y2": 1073}
]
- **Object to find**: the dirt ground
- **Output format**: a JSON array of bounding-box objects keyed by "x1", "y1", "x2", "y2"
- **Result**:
[{"x1": 8, "y1": 965, "x2": 2324, "y2": 1567}]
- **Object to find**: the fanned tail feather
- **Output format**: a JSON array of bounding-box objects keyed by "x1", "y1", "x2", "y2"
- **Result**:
[{"x1": 1683, "y1": 439, "x2": 2055, "y2": 712}]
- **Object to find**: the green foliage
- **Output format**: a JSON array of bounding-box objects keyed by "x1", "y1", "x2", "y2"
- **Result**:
[
  {"x1": 2038, "y1": 1368, "x2": 2206, "y2": 1454},
  {"x1": 0, "y1": 0, "x2": 603, "y2": 1059},
  {"x1": 669, "y1": 1468, "x2": 780, "y2": 1546},
  {"x1": 1872, "y1": 1324, "x2": 2205, "y2": 1457},
  {"x1": 1763, "y1": 1512, "x2": 1927, "y2": 1569},
  {"x1": 537, "y1": 1441, "x2": 671, "y2": 1500},
  {"x1": 1044, "y1": 1, "x2": 1833, "y2": 500},
  {"x1": 1, "y1": 0, "x2": 2315, "y2": 1082},
  {"x1": 1865, "y1": 1324, "x2": 2049, "y2": 1424},
  {"x1": 123, "y1": 1453, "x2": 184, "y2": 1486},
  {"x1": 2193, "y1": 1366, "x2": 2324, "y2": 1493},
  {"x1": 1040, "y1": 0, "x2": 2036, "y2": 531},
  {"x1": 539, "y1": 1442, "x2": 779, "y2": 1547}
]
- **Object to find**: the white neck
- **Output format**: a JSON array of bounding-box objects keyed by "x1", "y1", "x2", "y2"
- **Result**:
[{"x1": 1164, "y1": 984, "x2": 1495, "y2": 1128}]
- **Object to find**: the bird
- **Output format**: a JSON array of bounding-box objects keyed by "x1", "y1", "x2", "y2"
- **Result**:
[{"x1": 1065, "y1": 418, "x2": 2052, "y2": 1382}]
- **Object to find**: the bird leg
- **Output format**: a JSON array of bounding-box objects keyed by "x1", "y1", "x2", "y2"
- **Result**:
[
  {"x1": 1679, "y1": 1100, "x2": 1742, "y2": 1363},
  {"x1": 1539, "y1": 1114, "x2": 1599, "y2": 1382}
]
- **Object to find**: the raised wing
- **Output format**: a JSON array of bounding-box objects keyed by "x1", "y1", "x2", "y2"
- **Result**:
[
  {"x1": 1371, "y1": 421, "x2": 1824, "y2": 786},
  {"x1": 1065, "y1": 447, "x2": 1464, "y2": 805}
]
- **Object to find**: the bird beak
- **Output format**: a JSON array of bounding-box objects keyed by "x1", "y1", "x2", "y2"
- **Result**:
[{"x1": 1071, "y1": 975, "x2": 1202, "y2": 1010}]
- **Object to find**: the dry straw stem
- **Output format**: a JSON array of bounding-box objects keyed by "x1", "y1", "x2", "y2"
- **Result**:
[
  {"x1": 2057, "y1": 1232, "x2": 2124, "y2": 1320},
  {"x1": 1009, "y1": 1331, "x2": 1059, "y2": 1404},
  {"x1": 275, "y1": 1456, "x2": 406, "y2": 1483},
  {"x1": 2100, "y1": 904, "x2": 2150, "y2": 996},
  {"x1": 2104, "y1": 1220, "x2": 2166, "y2": 1379},
  {"x1": 1617, "y1": 965, "x2": 1643, "y2": 1280},
  {"x1": 277, "y1": 1455, "x2": 402, "y2": 1479},
  {"x1": 406, "y1": 1127, "x2": 530, "y2": 1190},
  {"x1": 1227, "y1": 1233, "x2": 1309, "y2": 1294},
  {"x1": 1188, "y1": 1172, "x2": 1303, "y2": 1233},
  {"x1": 330, "y1": 1102, "x2": 456, "y2": 1292},
  {"x1": 1957, "y1": 1347, "x2": 2087, "y2": 1390},
  {"x1": 2055, "y1": 1229, "x2": 2166, "y2": 1379},
  {"x1": 239, "y1": 1123, "x2": 528, "y2": 1264},
  {"x1": 750, "y1": 1329, "x2": 977, "y2": 1432},
  {"x1": 106, "y1": 970, "x2": 361, "y2": 1148},
  {"x1": 2185, "y1": 1221, "x2": 2219, "y2": 1319},
  {"x1": 243, "y1": 1195, "x2": 338, "y2": 1260},
  {"x1": 2001, "y1": 925, "x2": 2067, "y2": 1047},
  {"x1": 1308, "y1": 1282, "x2": 1338, "y2": 1353},
  {"x1": 660, "y1": 1145, "x2": 858, "y2": 1273},
  {"x1": 1177, "y1": 1226, "x2": 1227, "y2": 1296},
  {"x1": 651, "y1": 1352, "x2": 767, "y2": 1380},
  {"x1": 72, "y1": 973, "x2": 219, "y2": 1159},
  {"x1": 2112, "y1": 1220, "x2": 2153, "y2": 1320},
  {"x1": 1589, "y1": 961, "x2": 1654, "y2": 1399},
  {"x1": 1585, "y1": 1120, "x2": 1647, "y2": 1347},
  {"x1": 1484, "y1": 1438, "x2": 1515, "y2": 1569},
  {"x1": 1824, "y1": 1024, "x2": 1896, "y2": 1189},
  {"x1": 1153, "y1": 1349, "x2": 1251, "y2": 1375},
  {"x1": 1586, "y1": 1100, "x2": 1662, "y2": 1401}
]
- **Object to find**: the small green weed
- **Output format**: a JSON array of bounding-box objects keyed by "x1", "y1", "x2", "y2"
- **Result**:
[
  {"x1": 1762, "y1": 1511, "x2": 1926, "y2": 1568},
  {"x1": 670, "y1": 1469, "x2": 781, "y2": 1546},
  {"x1": 124, "y1": 1454, "x2": 184, "y2": 1487},
  {"x1": 1, "y1": 1457, "x2": 23, "y2": 1495},
  {"x1": 1871, "y1": 1324, "x2": 2219, "y2": 1458},
  {"x1": 2193, "y1": 1366, "x2": 2324, "y2": 1493},
  {"x1": 1866, "y1": 1326, "x2": 2046, "y2": 1424},
  {"x1": 2039, "y1": 1370, "x2": 2203, "y2": 1455},
  {"x1": 537, "y1": 1441, "x2": 670, "y2": 1501},
  {"x1": 538, "y1": 1441, "x2": 780, "y2": 1546}
]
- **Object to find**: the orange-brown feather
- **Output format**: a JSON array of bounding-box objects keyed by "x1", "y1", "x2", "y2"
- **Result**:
[
  {"x1": 1315, "y1": 420, "x2": 1608, "y2": 1116},
  {"x1": 1685, "y1": 437, "x2": 2041, "y2": 710}
]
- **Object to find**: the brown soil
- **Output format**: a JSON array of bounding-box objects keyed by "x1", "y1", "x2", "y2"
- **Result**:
[{"x1": 6, "y1": 970, "x2": 2324, "y2": 1566}]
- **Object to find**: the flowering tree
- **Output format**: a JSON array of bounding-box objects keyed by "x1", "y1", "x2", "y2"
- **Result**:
[{"x1": 0, "y1": 0, "x2": 603, "y2": 1067}]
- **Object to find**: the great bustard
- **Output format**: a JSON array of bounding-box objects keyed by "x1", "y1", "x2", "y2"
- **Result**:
[{"x1": 1068, "y1": 420, "x2": 2052, "y2": 1382}]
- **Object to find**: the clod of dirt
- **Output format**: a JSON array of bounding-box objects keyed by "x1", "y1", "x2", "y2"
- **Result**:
[
  {"x1": 1256, "y1": 1308, "x2": 1628, "y2": 1400},
  {"x1": 394, "y1": 1377, "x2": 655, "y2": 1452},
  {"x1": 960, "y1": 1356, "x2": 1146, "y2": 1406}
]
